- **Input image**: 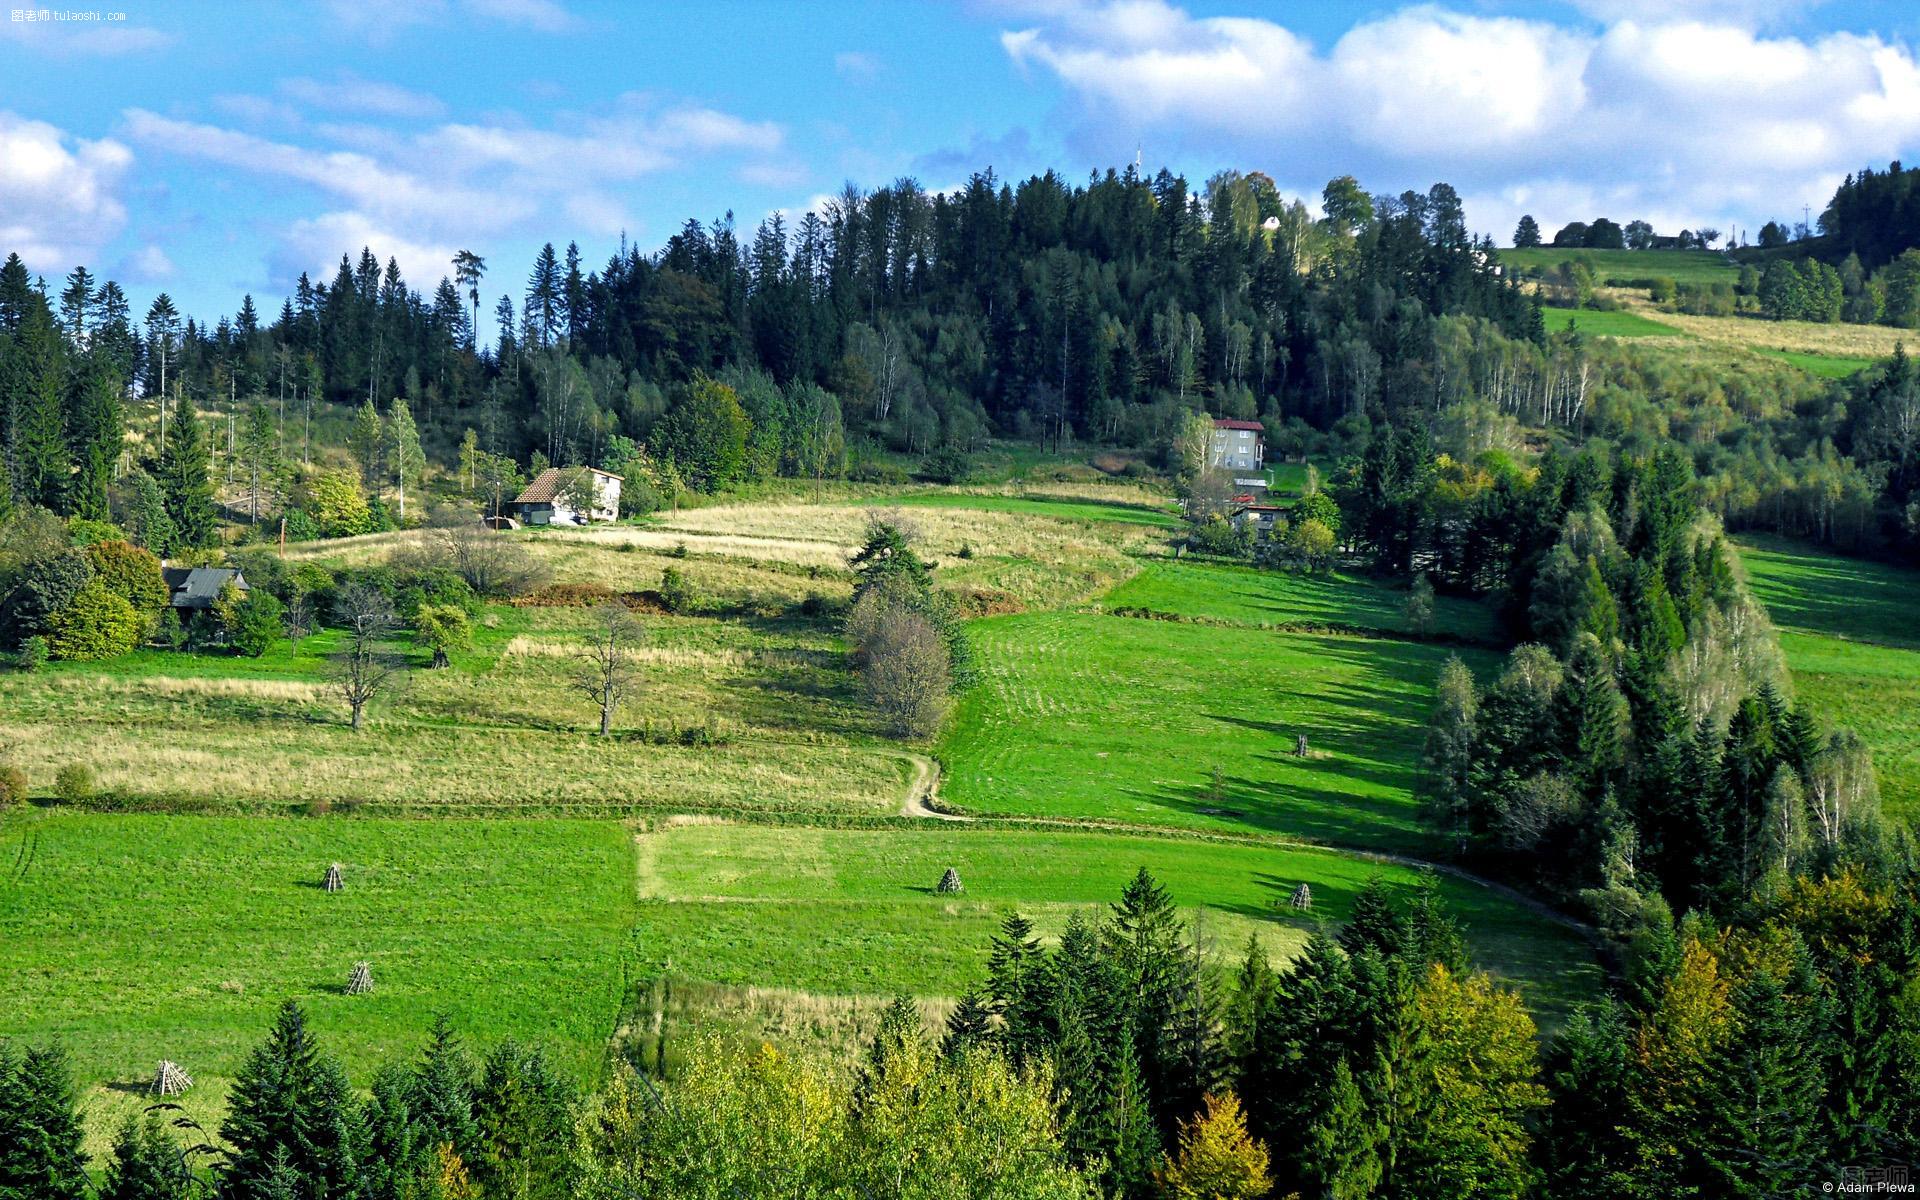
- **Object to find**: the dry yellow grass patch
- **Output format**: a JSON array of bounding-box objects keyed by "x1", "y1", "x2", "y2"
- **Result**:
[
  {"x1": 540, "y1": 524, "x2": 853, "y2": 568},
  {"x1": 1605, "y1": 287, "x2": 1909, "y2": 359},
  {"x1": 80, "y1": 675, "x2": 331, "y2": 703}
]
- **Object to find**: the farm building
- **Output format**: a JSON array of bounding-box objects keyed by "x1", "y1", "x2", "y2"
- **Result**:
[
  {"x1": 1209, "y1": 419, "x2": 1265, "y2": 472},
  {"x1": 1231, "y1": 503, "x2": 1285, "y2": 534},
  {"x1": 508, "y1": 467, "x2": 623, "y2": 525},
  {"x1": 162, "y1": 566, "x2": 248, "y2": 610}
]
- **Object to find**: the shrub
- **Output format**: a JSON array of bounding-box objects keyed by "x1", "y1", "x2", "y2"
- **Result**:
[
  {"x1": 66, "y1": 518, "x2": 127, "y2": 547},
  {"x1": 660, "y1": 566, "x2": 697, "y2": 614},
  {"x1": 918, "y1": 446, "x2": 971, "y2": 484},
  {"x1": 54, "y1": 763, "x2": 95, "y2": 803},
  {"x1": 14, "y1": 636, "x2": 48, "y2": 672},
  {"x1": 85, "y1": 540, "x2": 168, "y2": 616},
  {"x1": 223, "y1": 590, "x2": 285, "y2": 657},
  {"x1": 0, "y1": 765, "x2": 27, "y2": 808},
  {"x1": 45, "y1": 582, "x2": 145, "y2": 661},
  {"x1": 860, "y1": 606, "x2": 951, "y2": 738},
  {"x1": 414, "y1": 603, "x2": 472, "y2": 668}
]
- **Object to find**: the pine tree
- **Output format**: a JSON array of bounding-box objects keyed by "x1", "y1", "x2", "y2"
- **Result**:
[
  {"x1": 1700, "y1": 969, "x2": 1826, "y2": 1197},
  {"x1": 12, "y1": 304, "x2": 69, "y2": 510},
  {"x1": 67, "y1": 359, "x2": 122, "y2": 521},
  {"x1": 0, "y1": 1042, "x2": 90, "y2": 1200},
  {"x1": 348, "y1": 399, "x2": 383, "y2": 491},
  {"x1": 1101, "y1": 1025, "x2": 1161, "y2": 1199},
  {"x1": 985, "y1": 911, "x2": 1049, "y2": 1063},
  {"x1": 941, "y1": 989, "x2": 993, "y2": 1058},
  {"x1": 157, "y1": 390, "x2": 216, "y2": 549},
  {"x1": 221, "y1": 999, "x2": 365, "y2": 1200},
  {"x1": 99, "y1": 1115, "x2": 192, "y2": 1200},
  {"x1": 1341, "y1": 876, "x2": 1406, "y2": 958},
  {"x1": 1540, "y1": 999, "x2": 1639, "y2": 1200},
  {"x1": 411, "y1": 1014, "x2": 478, "y2": 1166}
]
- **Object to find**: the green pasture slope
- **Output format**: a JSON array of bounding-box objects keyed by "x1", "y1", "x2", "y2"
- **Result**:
[
  {"x1": 1542, "y1": 307, "x2": 1684, "y2": 338},
  {"x1": 869, "y1": 490, "x2": 1182, "y2": 528},
  {"x1": 1737, "y1": 536, "x2": 1920, "y2": 820},
  {"x1": 636, "y1": 822, "x2": 1601, "y2": 1026},
  {"x1": 1753, "y1": 348, "x2": 1875, "y2": 379},
  {"x1": 1498, "y1": 246, "x2": 1739, "y2": 286},
  {"x1": 1103, "y1": 559, "x2": 1501, "y2": 644},
  {"x1": 940, "y1": 559, "x2": 1502, "y2": 851},
  {"x1": 0, "y1": 811, "x2": 637, "y2": 1137}
]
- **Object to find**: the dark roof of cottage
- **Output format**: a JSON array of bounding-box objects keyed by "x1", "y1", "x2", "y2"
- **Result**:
[
  {"x1": 511, "y1": 466, "x2": 623, "y2": 505},
  {"x1": 1212, "y1": 418, "x2": 1264, "y2": 431},
  {"x1": 163, "y1": 566, "x2": 247, "y2": 609}
]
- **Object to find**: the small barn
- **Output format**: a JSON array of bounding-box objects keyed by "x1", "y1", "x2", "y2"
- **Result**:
[
  {"x1": 508, "y1": 467, "x2": 623, "y2": 525},
  {"x1": 161, "y1": 566, "x2": 248, "y2": 611}
]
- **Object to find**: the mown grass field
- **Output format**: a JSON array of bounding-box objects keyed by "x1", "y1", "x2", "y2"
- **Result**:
[
  {"x1": 634, "y1": 822, "x2": 1600, "y2": 1027},
  {"x1": 1499, "y1": 247, "x2": 1740, "y2": 285},
  {"x1": 0, "y1": 810, "x2": 637, "y2": 1146},
  {"x1": 1753, "y1": 348, "x2": 1876, "y2": 378},
  {"x1": 1542, "y1": 306, "x2": 1684, "y2": 338},
  {"x1": 939, "y1": 610, "x2": 1491, "y2": 851},
  {"x1": 1101, "y1": 559, "x2": 1501, "y2": 644},
  {"x1": 1736, "y1": 537, "x2": 1920, "y2": 820},
  {"x1": 866, "y1": 490, "x2": 1182, "y2": 529}
]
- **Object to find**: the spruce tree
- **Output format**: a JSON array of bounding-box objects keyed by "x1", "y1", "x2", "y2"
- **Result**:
[
  {"x1": 1105, "y1": 867, "x2": 1202, "y2": 1134},
  {"x1": 0, "y1": 1041, "x2": 89, "y2": 1200},
  {"x1": 348, "y1": 399, "x2": 383, "y2": 491},
  {"x1": 941, "y1": 989, "x2": 993, "y2": 1057},
  {"x1": 361, "y1": 1063, "x2": 429, "y2": 1200},
  {"x1": 221, "y1": 999, "x2": 365, "y2": 1200},
  {"x1": 67, "y1": 360, "x2": 123, "y2": 521},
  {"x1": 410, "y1": 1014, "x2": 478, "y2": 1164},
  {"x1": 1700, "y1": 970, "x2": 1826, "y2": 1196},
  {"x1": 100, "y1": 1115, "x2": 192, "y2": 1200},
  {"x1": 157, "y1": 391, "x2": 216, "y2": 549},
  {"x1": 12, "y1": 304, "x2": 70, "y2": 511},
  {"x1": 1101, "y1": 1025, "x2": 1161, "y2": 1200},
  {"x1": 1540, "y1": 1000, "x2": 1639, "y2": 1200},
  {"x1": 471, "y1": 1040, "x2": 575, "y2": 1200},
  {"x1": 985, "y1": 910, "x2": 1049, "y2": 1064},
  {"x1": 1340, "y1": 876, "x2": 1405, "y2": 958}
]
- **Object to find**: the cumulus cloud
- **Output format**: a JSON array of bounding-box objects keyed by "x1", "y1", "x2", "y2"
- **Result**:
[
  {"x1": 123, "y1": 245, "x2": 176, "y2": 282},
  {"x1": 1001, "y1": 1, "x2": 1920, "y2": 238},
  {"x1": 122, "y1": 96, "x2": 790, "y2": 284},
  {"x1": 0, "y1": 111, "x2": 131, "y2": 273}
]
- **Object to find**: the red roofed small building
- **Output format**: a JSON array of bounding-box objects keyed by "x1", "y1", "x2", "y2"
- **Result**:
[
  {"x1": 508, "y1": 466, "x2": 623, "y2": 525},
  {"x1": 1209, "y1": 418, "x2": 1265, "y2": 472}
]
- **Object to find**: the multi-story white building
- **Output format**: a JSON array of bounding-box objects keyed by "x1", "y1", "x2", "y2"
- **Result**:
[{"x1": 1209, "y1": 418, "x2": 1265, "y2": 472}]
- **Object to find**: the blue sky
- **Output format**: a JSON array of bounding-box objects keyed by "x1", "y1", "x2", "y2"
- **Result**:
[{"x1": 4, "y1": 0, "x2": 1919, "y2": 332}]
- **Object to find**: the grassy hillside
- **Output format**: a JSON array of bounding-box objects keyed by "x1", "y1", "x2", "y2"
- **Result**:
[
  {"x1": 1737, "y1": 536, "x2": 1920, "y2": 820},
  {"x1": 1498, "y1": 247, "x2": 1739, "y2": 286},
  {"x1": 1541, "y1": 307, "x2": 1684, "y2": 338},
  {"x1": 635, "y1": 822, "x2": 1601, "y2": 1024},
  {"x1": 0, "y1": 810, "x2": 637, "y2": 1145}
]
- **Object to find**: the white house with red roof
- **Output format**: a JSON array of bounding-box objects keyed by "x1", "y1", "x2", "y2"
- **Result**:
[{"x1": 1209, "y1": 418, "x2": 1265, "y2": 472}]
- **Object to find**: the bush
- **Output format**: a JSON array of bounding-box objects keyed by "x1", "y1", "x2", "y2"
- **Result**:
[
  {"x1": 45, "y1": 582, "x2": 145, "y2": 661},
  {"x1": 66, "y1": 518, "x2": 127, "y2": 547},
  {"x1": 918, "y1": 446, "x2": 971, "y2": 484},
  {"x1": 0, "y1": 765, "x2": 27, "y2": 808},
  {"x1": 660, "y1": 566, "x2": 698, "y2": 614},
  {"x1": 14, "y1": 636, "x2": 48, "y2": 672},
  {"x1": 223, "y1": 590, "x2": 285, "y2": 657},
  {"x1": 85, "y1": 539, "x2": 168, "y2": 616},
  {"x1": 860, "y1": 605, "x2": 952, "y2": 738},
  {"x1": 54, "y1": 763, "x2": 95, "y2": 803}
]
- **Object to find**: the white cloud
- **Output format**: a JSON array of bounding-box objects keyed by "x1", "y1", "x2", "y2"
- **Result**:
[
  {"x1": 0, "y1": 16, "x2": 174, "y2": 56},
  {"x1": 280, "y1": 74, "x2": 447, "y2": 120},
  {"x1": 0, "y1": 110, "x2": 131, "y2": 272},
  {"x1": 124, "y1": 245, "x2": 176, "y2": 282},
  {"x1": 462, "y1": 0, "x2": 581, "y2": 33},
  {"x1": 275, "y1": 212, "x2": 461, "y2": 288},
  {"x1": 122, "y1": 97, "x2": 793, "y2": 289},
  {"x1": 835, "y1": 51, "x2": 883, "y2": 82},
  {"x1": 1001, "y1": 1, "x2": 1920, "y2": 238}
]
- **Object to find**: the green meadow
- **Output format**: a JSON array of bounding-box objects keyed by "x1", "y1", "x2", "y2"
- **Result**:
[
  {"x1": 1754, "y1": 348, "x2": 1875, "y2": 378},
  {"x1": 1737, "y1": 536, "x2": 1920, "y2": 819},
  {"x1": 939, "y1": 613, "x2": 1490, "y2": 850},
  {"x1": 634, "y1": 822, "x2": 1601, "y2": 1025},
  {"x1": 1542, "y1": 306, "x2": 1684, "y2": 338},
  {"x1": 1498, "y1": 246, "x2": 1740, "y2": 286},
  {"x1": 867, "y1": 490, "x2": 1183, "y2": 528},
  {"x1": 0, "y1": 810, "x2": 637, "y2": 1143},
  {"x1": 1102, "y1": 559, "x2": 1501, "y2": 643}
]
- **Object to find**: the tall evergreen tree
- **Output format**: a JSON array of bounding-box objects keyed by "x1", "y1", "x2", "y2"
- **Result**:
[
  {"x1": 0, "y1": 1041, "x2": 89, "y2": 1200},
  {"x1": 99, "y1": 1115, "x2": 193, "y2": 1200},
  {"x1": 156, "y1": 390, "x2": 216, "y2": 549}
]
